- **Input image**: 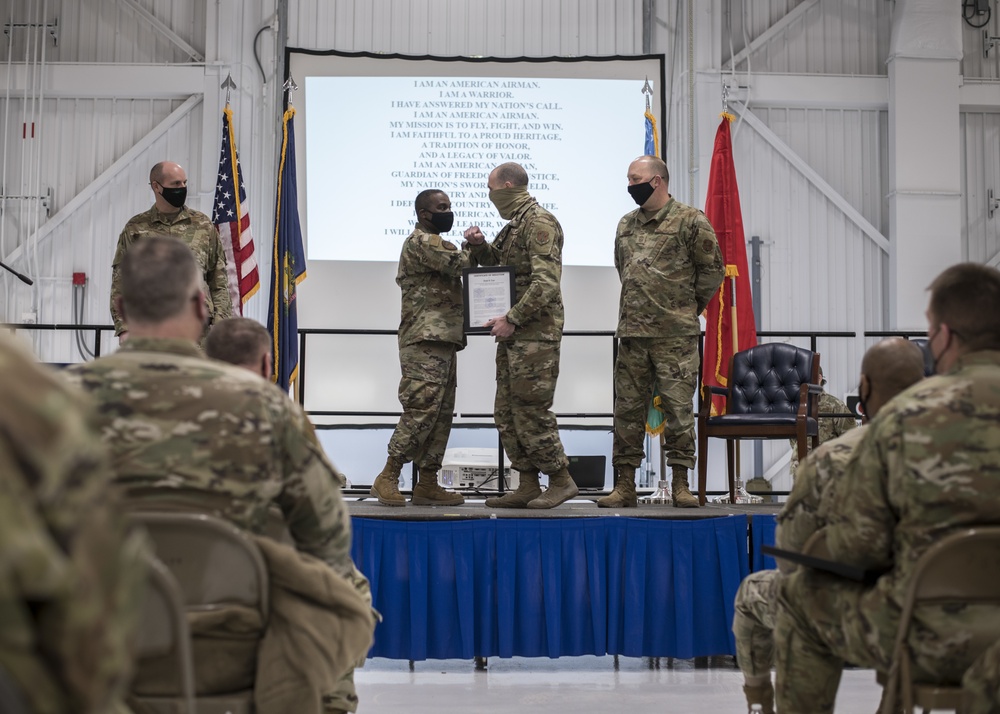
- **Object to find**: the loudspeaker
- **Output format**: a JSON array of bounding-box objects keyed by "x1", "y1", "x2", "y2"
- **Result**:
[{"x1": 567, "y1": 455, "x2": 606, "y2": 490}]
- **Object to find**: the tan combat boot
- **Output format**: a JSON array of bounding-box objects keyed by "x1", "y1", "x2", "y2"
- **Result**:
[
  {"x1": 671, "y1": 467, "x2": 700, "y2": 508},
  {"x1": 411, "y1": 467, "x2": 465, "y2": 506},
  {"x1": 742, "y1": 681, "x2": 775, "y2": 714},
  {"x1": 370, "y1": 456, "x2": 406, "y2": 507},
  {"x1": 484, "y1": 470, "x2": 542, "y2": 508},
  {"x1": 527, "y1": 467, "x2": 579, "y2": 509},
  {"x1": 597, "y1": 468, "x2": 638, "y2": 508}
]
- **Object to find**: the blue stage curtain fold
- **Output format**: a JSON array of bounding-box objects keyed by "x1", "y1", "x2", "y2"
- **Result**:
[
  {"x1": 750, "y1": 514, "x2": 778, "y2": 571},
  {"x1": 352, "y1": 515, "x2": 749, "y2": 661},
  {"x1": 605, "y1": 516, "x2": 748, "y2": 658}
]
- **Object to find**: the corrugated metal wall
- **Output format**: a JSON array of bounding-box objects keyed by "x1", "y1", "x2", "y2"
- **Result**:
[
  {"x1": 722, "y1": 0, "x2": 891, "y2": 75},
  {"x1": 288, "y1": 0, "x2": 642, "y2": 57},
  {"x1": 962, "y1": 111, "x2": 1000, "y2": 266},
  {"x1": 1, "y1": 0, "x2": 205, "y2": 63}
]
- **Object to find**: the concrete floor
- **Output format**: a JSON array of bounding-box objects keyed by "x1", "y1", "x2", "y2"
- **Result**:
[{"x1": 355, "y1": 656, "x2": 884, "y2": 713}]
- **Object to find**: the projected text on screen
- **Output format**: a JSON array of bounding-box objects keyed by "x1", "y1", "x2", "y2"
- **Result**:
[{"x1": 304, "y1": 74, "x2": 654, "y2": 266}]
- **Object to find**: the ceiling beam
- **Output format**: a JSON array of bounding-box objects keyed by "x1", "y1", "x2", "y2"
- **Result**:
[{"x1": 0, "y1": 63, "x2": 206, "y2": 99}]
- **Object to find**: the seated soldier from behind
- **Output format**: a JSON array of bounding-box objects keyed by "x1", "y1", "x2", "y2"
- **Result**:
[
  {"x1": 733, "y1": 338, "x2": 925, "y2": 714},
  {"x1": 206, "y1": 316, "x2": 369, "y2": 714},
  {"x1": 65, "y1": 236, "x2": 372, "y2": 714},
  {"x1": 775, "y1": 263, "x2": 1000, "y2": 714},
  {"x1": 0, "y1": 334, "x2": 146, "y2": 714}
]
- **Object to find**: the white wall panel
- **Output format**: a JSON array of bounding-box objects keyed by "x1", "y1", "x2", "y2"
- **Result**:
[
  {"x1": 2, "y1": 99, "x2": 203, "y2": 360},
  {"x1": 962, "y1": 112, "x2": 1000, "y2": 265},
  {"x1": 729, "y1": 106, "x2": 887, "y2": 426}
]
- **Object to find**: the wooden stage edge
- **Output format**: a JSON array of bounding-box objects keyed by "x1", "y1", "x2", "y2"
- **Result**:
[{"x1": 346, "y1": 494, "x2": 782, "y2": 521}]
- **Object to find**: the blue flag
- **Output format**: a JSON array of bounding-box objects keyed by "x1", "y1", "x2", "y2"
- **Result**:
[
  {"x1": 268, "y1": 107, "x2": 307, "y2": 393},
  {"x1": 644, "y1": 109, "x2": 660, "y2": 158}
]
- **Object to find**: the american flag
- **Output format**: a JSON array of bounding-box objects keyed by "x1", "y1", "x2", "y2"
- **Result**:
[{"x1": 212, "y1": 106, "x2": 260, "y2": 313}]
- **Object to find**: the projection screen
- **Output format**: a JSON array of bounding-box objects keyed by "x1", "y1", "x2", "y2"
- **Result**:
[{"x1": 286, "y1": 50, "x2": 666, "y2": 268}]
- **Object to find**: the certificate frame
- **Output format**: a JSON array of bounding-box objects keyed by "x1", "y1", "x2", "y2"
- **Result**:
[{"x1": 463, "y1": 266, "x2": 516, "y2": 333}]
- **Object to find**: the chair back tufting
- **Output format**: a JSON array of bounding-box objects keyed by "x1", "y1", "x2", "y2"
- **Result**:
[{"x1": 728, "y1": 343, "x2": 816, "y2": 415}]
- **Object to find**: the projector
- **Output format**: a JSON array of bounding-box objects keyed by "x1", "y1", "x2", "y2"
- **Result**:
[{"x1": 438, "y1": 448, "x2": 516, "y2": 490}]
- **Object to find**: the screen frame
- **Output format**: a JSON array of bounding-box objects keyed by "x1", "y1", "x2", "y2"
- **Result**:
[{"x1": 284, "y1": 48, "x2": 667, "y2": 265}]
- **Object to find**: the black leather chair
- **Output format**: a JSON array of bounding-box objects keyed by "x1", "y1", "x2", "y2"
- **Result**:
[{"x1": 697, "y1": 343, "x2": 821, "y2": 505}]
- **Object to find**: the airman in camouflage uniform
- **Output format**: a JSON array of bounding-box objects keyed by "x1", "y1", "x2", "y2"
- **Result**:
[
  {"x1": 788, "y1": 378, "x2": 857, "y2": 477},
  {"x1": 71, "y1": 236, "x2": 365, "y2": 714},
  {"x1": 774, "y1": 263, "x2": 1000, "y2": 714},
  {"x1": 602, "y1": 155, "x2": 724, "y2": 509},
  {"x1": 110, "y1": 161, "x2": 232, "y2": 340},
  {"x1": 733, "y1": 337, "x2": 925, "y2": 713},
  {"x1": 371, "y1": 189, "x2": 469, "y2": 507},
  {"x1": 205, "y1": 317, "x2": 366, "y2": 714},
  {"x1": 463, "y1": 162, "x2": 576, "y2": 509},
  {"x1": 0, "y1": 334, "x2": 147, "y2": 714},
  {"x1": 964, "y1": 639, "x2": 1000, "y2": 714}
]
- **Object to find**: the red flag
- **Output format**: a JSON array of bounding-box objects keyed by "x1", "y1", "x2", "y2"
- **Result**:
[
  {"x1": 702, "y1": 115, "x2": 757, "y2": 414},
  {"x1": 213, "y1": 107, "x2": 260, "y2": 314}
]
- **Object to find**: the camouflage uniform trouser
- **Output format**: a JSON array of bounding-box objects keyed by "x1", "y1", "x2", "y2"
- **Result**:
[
  {"x1": 494, "y1": 340, "x2": 569, "y2": 474},
  {"x1": 387, "y1": 341, "x2": 457, "y2": 470},
  {"x1": 733, "y1": 569, "x2": 781, "y2": 678},
  {"x1": 612, "y1": 335, "x2": 699, "y2": 470},
  {"x1": 964, "y1": 639, "x2": 1000, "y2": 714},
  {"x1": 323, "y1": 567, "x2": 374, "y2": 713},
  {"x1": 774, "y1": 568, "x2": 986, "y2": 714}
]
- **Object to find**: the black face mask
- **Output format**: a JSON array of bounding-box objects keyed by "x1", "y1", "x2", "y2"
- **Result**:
[
  {"x1": 627, "y1": 180, "x2": 655, "y2": 206},
  {"x1": 160, "y1": 185, "x2": 187, "y2": 209},
  {"x1": 427, "y1": 210, "x2": 454, "y2": 234}
]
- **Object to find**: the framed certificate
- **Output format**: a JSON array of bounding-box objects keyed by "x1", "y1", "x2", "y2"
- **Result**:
[{"x1": 463, "y1": 266, "x2": 516, "y2": 333}]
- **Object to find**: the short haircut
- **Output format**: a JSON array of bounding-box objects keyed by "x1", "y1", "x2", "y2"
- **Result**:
[
  {"x1": 493, "y1": 162, "x2": 529, "y2": 187},
  {"x1": 205, "y1": 317, "x2": 271, "y2": 367},
  {"x1": 928, "y1": 263, "x2": 1000, "y2": 352},
  {"x1": 414, "y1": 189, "x2": 445, "y2": 214},
  {"x1": 149, "y1": 161, "x2": 167, "y2": 184},
  {"x1": 861, "y1": 338, "x2": 926, "y2": 399},
  {"x1": 120, "y1": 235, "x2": 200, "y2": 325},
  {"x1": 637, "y1": 155, "x2": 669, "y2": 184}
]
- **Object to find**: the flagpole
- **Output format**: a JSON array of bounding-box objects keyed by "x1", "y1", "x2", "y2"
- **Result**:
[{"x1": 731, "y1": 271, "x2": 742, "y2": 501}]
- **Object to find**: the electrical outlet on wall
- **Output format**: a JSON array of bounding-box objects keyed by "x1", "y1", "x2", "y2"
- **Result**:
[{"x1": 21, "y1": 311, "x2": 37, "y2": 324}]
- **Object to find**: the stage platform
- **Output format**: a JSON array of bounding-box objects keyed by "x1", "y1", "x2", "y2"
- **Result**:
[{"x1": 347, "y1": 498, "x2": 781, "y2": 663}]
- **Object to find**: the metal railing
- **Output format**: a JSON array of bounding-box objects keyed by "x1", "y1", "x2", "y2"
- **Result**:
[{"x1": 11, "y1": 322, "x2": 923, "y2": 497}]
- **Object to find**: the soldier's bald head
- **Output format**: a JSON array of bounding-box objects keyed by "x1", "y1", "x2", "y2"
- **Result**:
[
  {"x1": 629, "y1": 156, "x2": 669, "y2": 183},
  {"x1": 120, "y1": 235, "x2": 201, "y2": 325},
  {"x1": 861, "y1": 338, "x2": 926, "y2": 402},
  {"x1": 490, "y1": 162, "x2": 529, "y2": 188},
  {"x1": 149, "y1": 161, "x2": 185, "y2": 186},
  {"x1": 206, "y1": 318, "x2": 272, "y2": 377}
]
